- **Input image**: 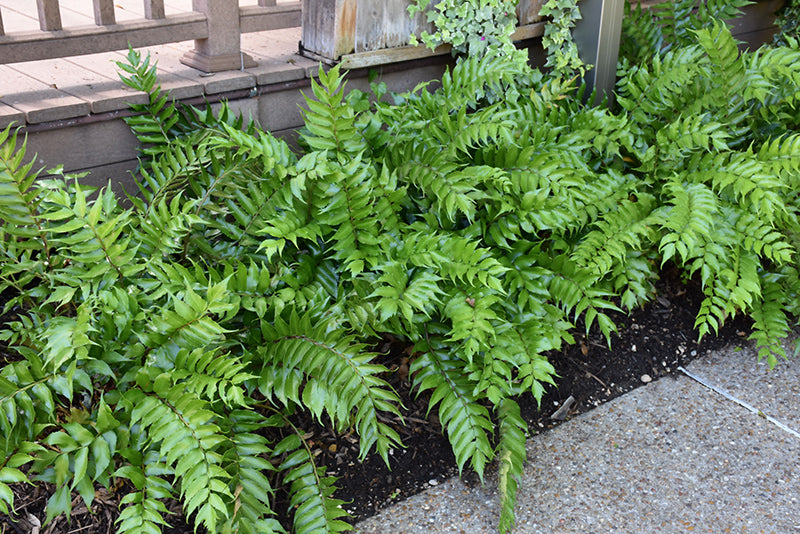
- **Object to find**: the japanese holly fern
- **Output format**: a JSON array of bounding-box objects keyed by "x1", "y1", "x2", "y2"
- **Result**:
[
  {"x1": 0, "y1": 50, "x2": 569, "y2": 533},
  {"x1": 1, "y1": 12, "x2": 800, "y2": 534}
]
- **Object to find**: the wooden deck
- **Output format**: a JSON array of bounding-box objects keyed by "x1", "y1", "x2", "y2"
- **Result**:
[{"x1": 0, "y1": 0, "x2": 316, "y2": 128}]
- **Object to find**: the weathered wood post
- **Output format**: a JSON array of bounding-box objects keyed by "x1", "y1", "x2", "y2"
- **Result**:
[
  {"x1": 93, "y1": 0, "x2": 116, "y2": 25},
  {"x1": 36, "y1": 0, "x2": 63, "y2": 31},
  {"x1": 181, "y1": 0, "x2": 257, "y2": 72},
  {"x1": 144, "y1": 0, "x2": 167, "y2": 20},
  {"x1": 300, "y1": 0, "x2": 357, "y2": 62},
  {"x1": 572, "y1": 0, "x2": 624, "y2": 104},
  {"x1": 300, "y1": 0, "x2": 434, "y2": 63}
]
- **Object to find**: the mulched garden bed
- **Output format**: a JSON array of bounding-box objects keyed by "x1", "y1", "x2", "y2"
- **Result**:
[{"x1": 0, "y1": 266, "x2": 754, "y2": 533}]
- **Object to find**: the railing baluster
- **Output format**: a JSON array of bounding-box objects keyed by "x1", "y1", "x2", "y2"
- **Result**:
[
  {"x1": 181, "y1": 0, "x2": 256, "y2": 72},
  {"x1": 36, "y1": 0, "x2": 63, "y2": 31},
  {"x1": 144, "y1": 0, "x2": 166, "y2": 20},
  {"x1": 93, "y1": 0, "x2": 116, "y2": 25}
]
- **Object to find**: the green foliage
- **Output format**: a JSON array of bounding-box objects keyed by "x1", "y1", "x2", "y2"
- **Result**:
[
  {"x1": 539, "y1": 0, "x2": 592, "y2": 77},
  {"x1": 408, "y1": 0, "x2": 523, "y2": 60},
  {"x1": 616, "y1": 20, "x2": 800, "y2": 366},
  {"x1": 772, "y1": 0, "x2": 800, "y2": 47},
  {"x1": 620, "y1": 0, "x2": 752, "y2": 65},
  {"x1": 2, "y1": 11, "x2": 800, "y2": 534}
]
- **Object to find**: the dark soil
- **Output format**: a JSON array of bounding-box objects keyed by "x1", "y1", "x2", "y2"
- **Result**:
[{"x1": 0, "y1": 267, "x2": 753, "y2": 534}]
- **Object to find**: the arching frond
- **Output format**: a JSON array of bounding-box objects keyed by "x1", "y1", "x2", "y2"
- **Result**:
[{"x1": 411, "y1": 346, "x2": 494, "y2": 478}]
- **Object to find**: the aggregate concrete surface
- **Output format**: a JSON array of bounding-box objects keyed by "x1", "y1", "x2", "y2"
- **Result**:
[{"x1": 354, "y1": 337, "x2": 800, "y2": 533}]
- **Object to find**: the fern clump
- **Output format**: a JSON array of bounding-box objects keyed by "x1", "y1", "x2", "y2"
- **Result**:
[
  {"x1": 2, "y1": 9, "x2": 800, "y2": 534},
  {"x1": 616, "y1": 20, "x2": 800, "y2": 366},
  {"x1": 0, "y1": 57, "x2": 404, "y2": 533}
]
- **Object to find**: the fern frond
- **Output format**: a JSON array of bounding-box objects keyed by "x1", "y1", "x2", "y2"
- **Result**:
[
  {"x1": 47, "y1": 184, "x2": 141, "y2": 282},
  {"x1": 620, "y1": 0, "x2": 750, "y2": 62},
  {"x1": 620, "y1": 0, "x2": 664, "y2": 64},
  {"x1": 259, "y1": 309, "x2": 403, "y2": 463},
  {"x1": 172, "y1": 348, "x2": 254, "y2": 408},
  {"x1": 538, "y1": 253, "x2": 620, "y2": 341},
  {"x1": 370, "y1": 262, "x2": 443, "y2": 329},
  {"x1": 403, "y1": 230, "x2": 507, "y2": 291},
  {"x1": 650, "y1": 114, "x2": 729, "y2": 166},
  {"x1": 133, "y1": 138, "x2": 208, "y2": 208},
  {"x1": 307, "y1": 154, "x2": 382, "y2": 274},
  {"x1": 658, "y1": 180, "x2": 718, "y2": 266},
  {"x1": 125, "y1": 386, "x2": 233, "y2": 532},
  {"x1": 500, "y1": 243, "x2": 554, "y2": 315},
  {"x1": 218, "y1": 259, "x2": 274, "y2": 320},
  {"x1": 693, "y1": 19, "x2": 746, "y2": 105},
  {"x1": 432, "y1": 106, "x2": 516, "y2": 157},
  {"x1": 142, "y1": 282, "x2": 232, "y2": 367},
  {"x1": 501, "y1": 319, "x2": 561, "y2": 401},
  {"x1": 220, "y1": 410, "x2": 283, "y2": 534},
  {"x1": 134, "y1": 194, "x2": 200, "y2": 258},
  {"x1": 411, "y1": 346, "x2": 494, "y2": 478},
  {"x1": 571, "y1": 194, "x2": 658, "y2": 277},
  {"x1": 0, "y1": 125, "x2": 51, "y2": 260},
  {"x1": 393, "y1": 147, "x2": 486, "y2": 223},
  {"x1": 611, "y1": 249, "x2": 660, "y2": 311},
  {"x1": 257, "y1": 195, "x2": 323, "y2": 261},
  {"x1": 688, "y1": 153, "x2": 785, "y2": 221},
  {"x1": 274, "y1": 433, "x2": 350, "y2": 534},
  {"x1": 301, "y1": 65, "x2": 365, "y2": 156},
  {"x1": 616, "y1": 46, "x2": 707, "y2": 129},
  {"x1": 734, "y1": 210, "x2": 794, "y2": 265},
  {"x1": 439, "y1": 52, "x2": 528, "y2": 109},
  {"x1": 496, "y1": 398, "x2": 526, "y2": 534},
  {"x1": 755, "y1": 133, "x2": 800, "y2": 189},
  {"x1": 464, "y1": 319, "x2": 558, "y2": 405},
  {"x1": 748, "y1": 273, "x2": 789, "y2": 368},
  {"x1": 694, "y1": 245, "x2": 760, "y2": 338},
  {"x1": 0, "y1": 355, "x2": 55, "y2": 444},
  {"x1": 529, "y1": 169, "x2": 634, "y2": 236},
  {"x1": 38, "y1": 304, "x2": 94, "y2": 372},
  {"x1": 0, "y1": 442, "x2": 38, "y2": 516},
  {"x1": 116, "y1": 47, "x2": 183, "y2": 156},
  {"x1": 444, "y1": 291, "x2": 500, "y2": 360},
  {"x1": 35, "y1": 414, "x2": 121, "y2": 521},
  {"x1": 115, "y1": 451, "x2": 176, "y2": 534}
]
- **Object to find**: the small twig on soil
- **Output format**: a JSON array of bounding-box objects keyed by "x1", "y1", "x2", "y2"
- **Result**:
[
  {"x1": 67, "y1": 523, "x2": 96, "y2": 533},
  {"x1": 563, "y1": 355, "x2": 608, "y2": 388}
]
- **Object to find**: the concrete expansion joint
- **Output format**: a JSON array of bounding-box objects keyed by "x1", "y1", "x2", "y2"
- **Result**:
[{"x1": 677, "y1": 366, "x2": 800, "y2": 440}]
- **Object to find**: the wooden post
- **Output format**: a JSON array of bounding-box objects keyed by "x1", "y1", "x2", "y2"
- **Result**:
[
  {"x1": 144, "y1": 0, "x2": 166, "y2": 20},
  {"x1": 517, "y1": 0, "x2": 546, "y2": 26},
  {"x1": 37, "y1": 0, "x2": 63, "y2": 31},
  {"x1": 572, "y1": 0, "x2": 624, "y2": 104},
  {"x1": 93, "y1": 0, "x2": 116, "y2": 25},
  {"x1": 301, "y1": 0, "x2": 357, "y2": 62},
  {"x1": 181, "y1": 0, "x2": 257, "y2": 72}
]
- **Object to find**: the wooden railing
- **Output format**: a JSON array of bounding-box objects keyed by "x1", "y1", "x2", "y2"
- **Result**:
[
  {"x1": 0, "y1": 0, "x2": 549, "y2": 74},
  {"x1": 0, "y1": 0, "x2": 302, "y2": 72}
]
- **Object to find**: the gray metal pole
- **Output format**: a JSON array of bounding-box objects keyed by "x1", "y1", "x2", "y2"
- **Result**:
[{"x1": 572, "y1": 0, "x2": 625, "y2": 104}]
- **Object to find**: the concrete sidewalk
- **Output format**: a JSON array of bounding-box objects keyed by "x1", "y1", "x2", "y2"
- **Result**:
[{"x1": 354, "y1": 338, "x2": 800, "y2": 533}]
